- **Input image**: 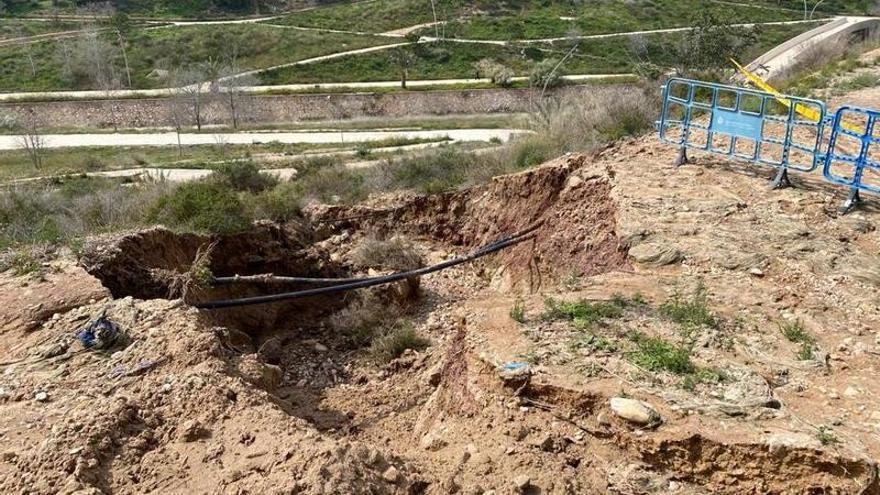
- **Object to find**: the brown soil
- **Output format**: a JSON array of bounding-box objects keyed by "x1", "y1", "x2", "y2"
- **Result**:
[{"x1": 2, "y1": 135, "x2": 880, "y2": 494}]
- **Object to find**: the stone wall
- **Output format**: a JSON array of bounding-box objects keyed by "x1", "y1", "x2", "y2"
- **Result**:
[{"x1": 0, "y1": 85, "x2": 623, "y2": 129}]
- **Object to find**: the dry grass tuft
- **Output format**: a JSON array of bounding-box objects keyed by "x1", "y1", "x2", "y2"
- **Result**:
[{"x1": 351, "y1": 235, "x2": 424, "y2": 272}]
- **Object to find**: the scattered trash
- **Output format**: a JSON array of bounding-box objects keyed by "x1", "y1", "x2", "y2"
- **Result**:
[
  {"x1": 76, "y1": 314, "x2": 120, "y2": 350},
  {"x1": 498, "y1": 362, "x2": 532, "y2": 390},
  {"x1": 609, "y1": 397, "x2": 662, "y2": 428},
  {"x1": 34, "y1": 391, "x2": 49, "y2": 403}
]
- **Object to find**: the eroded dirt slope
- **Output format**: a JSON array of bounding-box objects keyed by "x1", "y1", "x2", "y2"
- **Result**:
[{"x1": 1, "y1": 133, "x2": 879, "y2": 494}]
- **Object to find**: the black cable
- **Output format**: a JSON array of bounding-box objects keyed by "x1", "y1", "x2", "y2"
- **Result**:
[
  {"x1": 195, "y1": 230, "x2": 538, "y2": 310},
  {"x1": 209, "y1": 222, "x2": 544, "y2": 287}
]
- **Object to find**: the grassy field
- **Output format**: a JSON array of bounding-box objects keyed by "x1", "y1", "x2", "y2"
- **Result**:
[
  {"x1": 259, "y1": 22, "x2": 819, "y2": 84},
  {"x1": 0, "y1": 24, "x2": 390, "y2": 91},
  {"x1": 0, "y1": 134, "x2": 459, "y2": 181},
  {"x1": 0, "y1": 19, "x2": 86, "y2": 39}
]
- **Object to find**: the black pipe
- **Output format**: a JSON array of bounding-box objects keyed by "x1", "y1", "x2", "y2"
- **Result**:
[
  {"x1": 209, "y1": 222, "x2": 544, "y2": 287},
  {"x1": 195, "y1": 231, "x2": 538, "y2": 310}
]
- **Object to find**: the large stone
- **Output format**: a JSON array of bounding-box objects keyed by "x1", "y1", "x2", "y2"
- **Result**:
[
  {"x1": 628, "y1": 243, "x2": 682, "y2": 266},
  {"x1": 609, "y1": 397, "x2": 662, "y2": 427}
]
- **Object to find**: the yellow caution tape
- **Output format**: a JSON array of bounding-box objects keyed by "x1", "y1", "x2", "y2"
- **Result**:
[{"x1": 731, "y1": 58, "x2": 862, "y2": 134}]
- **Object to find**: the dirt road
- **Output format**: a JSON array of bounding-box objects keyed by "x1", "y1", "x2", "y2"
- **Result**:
[{"x1": 0, "y1": 128, "x2": 526, "y2": 150}]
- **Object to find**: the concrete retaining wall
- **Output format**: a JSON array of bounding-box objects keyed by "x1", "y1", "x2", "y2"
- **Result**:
[{"x1": 0, "y1": 85, "x2": 618, "y2": 130}]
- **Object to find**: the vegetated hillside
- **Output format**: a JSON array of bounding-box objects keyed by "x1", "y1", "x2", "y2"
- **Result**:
[
  {"x1": 0, "y1": 0, "x2": 335, "y2": 17},
  {"x1": 271, "y1": 0, "x2": 866, "y2": 36},
  {"x1": 259, "y1": 23, "x2": 817, "y2": 85},
  {"x1": 0, "y1": 24, "x2": 389, "y2": 91}
]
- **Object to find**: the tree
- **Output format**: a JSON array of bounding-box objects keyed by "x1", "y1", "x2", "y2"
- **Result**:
[
  {"x1": 111, "y1": 11, "x2": 133, "y2": 88},
  {"x1": 16, "y1": 109, "x2": 45, "y2": 171},
  {"x1": 169, "y1": 67, "x2": 209, "y2": 132},
  {"x1": 675, "y1": 10, "x2": 760, "y2": 75},
  {"x1": 218, "y1": 68, "x2": 257, "y2": 130},
  {"x1": 390, "y1": 46, "x2": 416, "y2": 89}
]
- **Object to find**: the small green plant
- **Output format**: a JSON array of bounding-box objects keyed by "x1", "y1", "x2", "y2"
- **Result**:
[
  {"x1": 569, "y1": 333, "x2": 618, "y2": 353},
  {"x1": 680, "y1": 367, "x2": 726, "y2": 391},
  {"x1": 780, "y1": 319, "x2": 812, "y2": 344},
  {"x1": 779, "y1": 320, "x2": 817, "y2": 360},
  {"x1": 355, "y1": 143, "x2": 373, "y2": 158},
  {"x1": 0, "y1": 249, "x2": 42, "y2": 277},
  {"x1": 659, "y1": 283, "x2": 718, "y2": 329},
  {"x1": 542, "y1": 296, "x2": 628, "y2": 328},
  {"x1": 796, "y1": 341, "x2": 815, "y2": 361},
  {"x1": 368, "y1": 321, "x2": 430, "y2": 364},
  {"x1": 509, "y1": 299, "x2": 526, "y2": 323},
  {"x1": 816, "y1": 426, "x2": 839, "y2": 446},
  {"x1": 628, "y1": 332, "x2": 695, "y2": 375}
]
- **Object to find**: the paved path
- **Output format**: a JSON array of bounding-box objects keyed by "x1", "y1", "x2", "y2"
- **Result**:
[
  {"x1": 0, "y1": 128, "x2": 527, "y2": 150},
  {"x1": 742, "y1": 16, "x2": 880, "y2": 82}
]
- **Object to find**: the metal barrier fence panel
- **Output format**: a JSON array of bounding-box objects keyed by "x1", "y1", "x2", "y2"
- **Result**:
[
  {"x1": 658, "y1": 78, "x2": 827, "y2": 188},
  {"x1": 824, "y1": 105, "x2": 880, "y2": 213}
]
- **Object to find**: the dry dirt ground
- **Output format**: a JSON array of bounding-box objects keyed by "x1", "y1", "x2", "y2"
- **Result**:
[{"x1": 1, "y1": 128, "x2": 880, "y2": 494}]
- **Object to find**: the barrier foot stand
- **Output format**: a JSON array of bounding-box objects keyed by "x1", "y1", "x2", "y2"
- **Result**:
[
  {"x1": 675, "y1": 147, "x2": 688, "y2": 167},
  {"x1": 839, "y1": 189, "x2": 862, "y2": 215},
  {"x1": 769, "y1": 167, "x2": 792, "y2": 190}
]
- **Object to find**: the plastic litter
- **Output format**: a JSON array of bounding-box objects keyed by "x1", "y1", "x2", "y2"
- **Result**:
[{"x1": 76, "y1": 314, "x2": 120, "y2": 350}]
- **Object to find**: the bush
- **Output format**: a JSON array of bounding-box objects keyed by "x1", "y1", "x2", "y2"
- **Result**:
[
  {"x1": 0, "y1": 176, "x2": 176, "y2": 249},
  {"x1": 296, "y1": 162, "x2": 367, "y2": 205},
  {"x1": 330, "y1": 292, "x2": 397, "y2": 347},
  {"x1": 148, "y1": 180, "x2": 251, "y2": 234},
  {"x1": 474, "y1": 58, "x2": 514, "y2": 87},
  {"x1": 213, "y1": 160, "x2": 278, "y2": 193},
  {"x1": 351, "y1": 235, "x2": 424, "y2": 271},
  {"x1": 530, "y1": 58, "x2": 563, "y2": 89},
  {"x1": 252, "y1": 181, "x2": 303, "y2": 222}
]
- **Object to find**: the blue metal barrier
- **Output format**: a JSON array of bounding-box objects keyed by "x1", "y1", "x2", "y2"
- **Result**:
[
  {"x1": 824, "y1": 105, "x2": 880, "y2": 213},
  {"x1": 658, "y1": 78, "x2": 827, "y2": 189}
]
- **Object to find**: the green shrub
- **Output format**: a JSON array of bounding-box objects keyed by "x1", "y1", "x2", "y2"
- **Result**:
[
  {"x1": 510, "y1": 299, "x2": 526, "y2": 323},
  {"x1": 659, "y1": 284, "x2": 718, "y2": 329},
  {"x1": 297, "y1": 163, "x2": 368, "y2": 204},
  {"x1": 252, "y1": 181, "x2": 303, "y2": 222},
  {"x1": 542, "y1": 297, "x2": 627, "y2": 328},
  {"x1": 628, "y1": 332, "x2": 695, "y2": 374},
  {"x1": 213, "y1": 160, "x2": 278, "y2": 193},
  {"x1": 148, "y1": 180, "x2": 250, "y2": 234},
  {"x1": 779, "y1": 319, "x2": 812, "y2": 344}
]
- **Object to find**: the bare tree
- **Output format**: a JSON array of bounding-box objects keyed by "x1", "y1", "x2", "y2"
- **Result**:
[
  {"x1": 429, "y1": 0, "x2": 440, "y2": 38},
  {"x1": 17, "y1": 109, "x2": 45, "y2": 171},
  {"x1": 168, "y1": 67, "x2": 209, "y2": 131},
  {"x1": 166, "y1": 91, "x2": 189, "y2": 158},
  {"x1": 111, "y1": 11, "x2": 133, "y2": 88},
  {"x1": 17, "y1": 28, "x2": 37, "y2": 79},
  {"x1": 219, "y1": 69, "x2": 258, "y2": 130}
]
